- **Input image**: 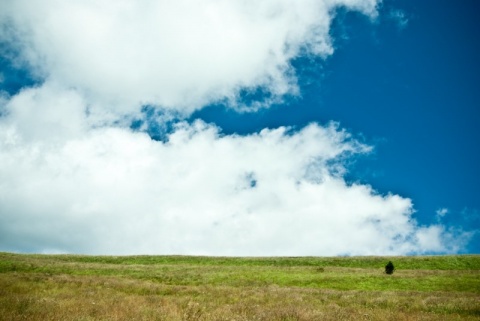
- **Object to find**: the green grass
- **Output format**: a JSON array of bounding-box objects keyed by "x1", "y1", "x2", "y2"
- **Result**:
[
  {"x1": 4, "y1": 253, "x2": 478, "y2": 268},
  {"x1": 0, "y1": 253, "x2": 479, "y2": 320}
]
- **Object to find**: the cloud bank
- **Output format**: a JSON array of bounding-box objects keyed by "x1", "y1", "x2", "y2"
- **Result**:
[
  {"x1": 0, "y1": 83, "x2": 470, "y2": 255},
  {"x1": 1, "y1": 0, "x2": 378, "y2": 116},
  {"x1": 0, "y1": 0, "x2": 472, "y2": 255}
]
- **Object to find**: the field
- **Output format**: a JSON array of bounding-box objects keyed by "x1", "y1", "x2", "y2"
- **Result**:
[{"x1": 0, "y1": 253, "x2": 479, "y2": 320}]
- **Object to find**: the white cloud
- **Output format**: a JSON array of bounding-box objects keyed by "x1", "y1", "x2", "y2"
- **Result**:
[
  {"x1": 1, "y1": 0, "x2": 378, "y2": 116},
  {"x1": 388, "y1": 9, "x2": 409, "y2": 29},
  {"x1": 415, "y1": 225, "x2": 472, "y2": 254},
  {"x1": 435, "y1": 208, "x2": 448, "y2": 222},
  {"x1": 0, "y1": 84, "x2": 471, "y2": 255},
  {"x1": 0, "y1": 82, "x2": 87, "y2": 142}
]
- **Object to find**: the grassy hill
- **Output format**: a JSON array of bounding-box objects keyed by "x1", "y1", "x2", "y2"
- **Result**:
[{"x1": 0, "y1": 253, "x2": 479, "y2": 320}]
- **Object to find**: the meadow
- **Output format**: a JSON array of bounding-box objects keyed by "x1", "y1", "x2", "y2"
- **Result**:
[{"x1": 0, "y1": 253, "x2": 479, "y2": 320}]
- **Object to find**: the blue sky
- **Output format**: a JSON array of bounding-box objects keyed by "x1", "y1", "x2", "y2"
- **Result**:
[{"x1": 0, "y1": 0, "x2": 478, "y2": 255}]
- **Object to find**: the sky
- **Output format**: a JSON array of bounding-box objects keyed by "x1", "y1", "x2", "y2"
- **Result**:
[{"x1": 0, "y1": 0, "x2": 478, "y2": 256}]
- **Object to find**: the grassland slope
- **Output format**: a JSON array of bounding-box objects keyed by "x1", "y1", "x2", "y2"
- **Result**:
[{"x1": 0, "y1": 253, "x2": 479, "y2": 320}]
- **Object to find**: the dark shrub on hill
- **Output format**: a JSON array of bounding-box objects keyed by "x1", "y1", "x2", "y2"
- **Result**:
[{"x1": 385, "y1": 261, "x2": 395, "y2": 274}]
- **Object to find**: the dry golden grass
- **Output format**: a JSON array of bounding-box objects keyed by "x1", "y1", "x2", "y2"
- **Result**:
[{"x1": 0, "y1": 253, "x2": 479, "y2": 320}]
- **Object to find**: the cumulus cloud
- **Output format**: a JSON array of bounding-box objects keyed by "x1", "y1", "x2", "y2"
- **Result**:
[
  {"x1": 1, "y1": 0, "x2": 378, "y2": 116},
  {"x1": 0, "y1": 83, "x2": 470, "y2": 255},
  {"x1": 0, "y1": 0, "x2": 473, "y2": 255}
]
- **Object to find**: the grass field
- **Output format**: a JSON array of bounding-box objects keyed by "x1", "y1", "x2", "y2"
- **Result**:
[{"x1": 0, "y1": 253, "x2": 479, "y2": 320}]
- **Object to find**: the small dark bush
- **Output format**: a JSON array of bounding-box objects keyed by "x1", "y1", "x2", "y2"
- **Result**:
[{"x1": 385, "y1": 261, "x2": 395, "y2": 274}]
